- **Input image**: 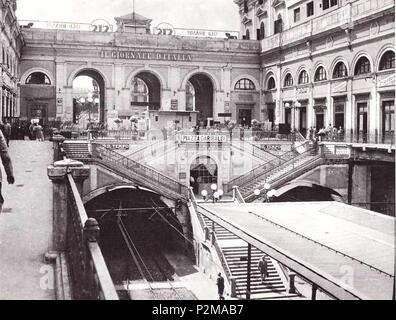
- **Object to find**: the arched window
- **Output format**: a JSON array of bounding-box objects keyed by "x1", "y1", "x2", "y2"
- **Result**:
[
  {"x1": 245, "y1": 29, "x2": 250, "y2": 40},
  {"x1": 267, "y1": 77, "x2": 276, "y2": 90},
  {"x1": 260, "y1": 22, "x2": 265, "y2": 40},
  {"x1": 284, "y1": 73, "x2": 293, "y2": 87},
  {"x1": 25, "y1": 72, "x2": 51, "y2": 85},
  {"x1": 298, "y1": 70, "x2": 309, "y2": 84},
  {"x1": 235, "y1": 78, "x2": 255, "y2": 90},
  {"x1": 354, "y1": 56, "x2": 371, "y2": 75},
  {"x1": 333, "y1": 62, "x2": 348, "y2": 78},
  {"x1": 314, "y1": 66, "x2": 327, "y2": 82},
  {"x1": 379, "y1": 51, "x2": 395, "y2": 71}
]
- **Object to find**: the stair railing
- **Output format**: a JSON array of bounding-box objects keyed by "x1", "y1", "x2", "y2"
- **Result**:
[
  {"x1": 232, "y1": 186, "x2": 246, "y2": 204},
  {"x1": 92, "y1": 143, "x2": 188, "y2": 198},
  {"x1": 128, "y1": 139, "x2": 173, "y2": 162},
  {"x1": 227, "y1": 144, "x2": 318, "y2": 193},
  {"x1": 232, "y1": 140, "x2": 281, "y2": 163}
]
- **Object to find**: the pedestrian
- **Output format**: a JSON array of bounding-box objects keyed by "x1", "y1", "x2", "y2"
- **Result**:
[
  {"x1": 216, "y1": 273, "x2": 225, "y2": 300},
  {"x1": 0, "y1": 129, "x2": 15, "y2": 214},
  {"x1": 2, "y1": 120, "x2": 11, "y2": 147},
  {"x1": 34, "y1": 123, "x2": 45, "y2": 142},
  {"x1": 258, "y1": 255, "x2": 268, "y2": 283}
]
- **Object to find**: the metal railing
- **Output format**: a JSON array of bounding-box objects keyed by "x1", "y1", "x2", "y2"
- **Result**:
[
  {"x1": 92, "y1": 143, "x2": 189, "y2": 198},
  {"x1": 317, "y1": 132, "x2": 394, "y2": 147},
  {"x1": 66, "y1": 173, "x2": 118, "y2": 300},
  {"x1": 232, "y1": 140, "x2": 281, "y2": 163},
  {"x1": 232, "y1": 186, "x2": 246, "y2": 204},
  {"x1": 227, "y1": 142, "x2": 315, "y2": 192}
]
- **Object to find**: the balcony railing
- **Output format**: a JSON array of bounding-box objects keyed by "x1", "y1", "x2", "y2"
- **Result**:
[{"x1": 261, "y1": 0, "x2": 395, "y2": 52}]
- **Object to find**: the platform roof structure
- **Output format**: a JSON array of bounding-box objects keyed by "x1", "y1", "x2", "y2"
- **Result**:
[{"x1": 198, "y1": 201, "x2": 395, "y2": 300}]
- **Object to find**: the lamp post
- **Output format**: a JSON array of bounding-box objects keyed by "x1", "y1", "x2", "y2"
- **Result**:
[
  {"x1": 201, "y1": 184, "x2": 223, "y2": 203},
  {"x1": 253, "y1": 182, "x2": 276, "y2": 202}
]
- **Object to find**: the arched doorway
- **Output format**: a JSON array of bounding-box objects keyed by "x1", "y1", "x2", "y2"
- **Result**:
[
  {"x1": 72, "y1": 69, "x2": 105, "y2": 127},
  {"x1": 190, "y1": 156, "x2": 218, "y2": 195},
  {"x1": 130, "y1": 72, "x2": 161, "y2": 130},
  {"x1": 186, "y1": 73, "x2": 214, "y2": 127}
]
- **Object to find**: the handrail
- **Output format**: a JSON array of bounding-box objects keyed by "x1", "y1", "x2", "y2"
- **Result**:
[
  {"x1": 66, "y1": 173, "x2": 119, "y2": 300},
  {"x1": 212, "y1": 232, "x2": 234, "y2": 286},
  {"x1": 232, "y1": 186, "x2": 246, "y2": 204},
  {"x1": 127, "y1": 139, "x2": 165, "y2": 161},
  {"x1": 232, "y1": 140, "x2": 281, "y2": 163},
  {"x1": 92, "y1": 143, "x2": 189, "y2": 198},
  {"x1": 227, "y1": 141, "x2": 315, "y2": 191}
]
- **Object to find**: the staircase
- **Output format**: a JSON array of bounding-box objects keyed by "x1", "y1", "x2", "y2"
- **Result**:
[
  {"x1": 223, "y1": 246, "x2": 287, "y2": 298},
  {"x1": 199, "y1": 211, "x2": 289, "y2": 299},
  {"x1": 62, "y1": 141, "x2": 90, "y2": 159},
  {"x1": 228, "y1": 144, "x2": 324, "y2": 201}
]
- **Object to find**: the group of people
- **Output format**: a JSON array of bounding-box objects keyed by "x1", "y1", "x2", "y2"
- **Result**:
[
  {"x1": 306, "y1": 124, "x2": 344, "y2": 142},
  {"x1": 0, "y1": 120, "x2": 46, "y2": 142}
]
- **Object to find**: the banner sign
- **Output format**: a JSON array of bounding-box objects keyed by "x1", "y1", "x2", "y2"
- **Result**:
[
  {"x1": 19, "y1": 19, "x2": 113, "y2": 32},
  {"x1": 100, "y1": 50, "x2": 192, "y2": 62},
  {"x1": 176, "y1": 134, "x2": 227, "y2": 143},
  {"x1": 154, "y1": 23, "x2": 238, "y2": 39}
]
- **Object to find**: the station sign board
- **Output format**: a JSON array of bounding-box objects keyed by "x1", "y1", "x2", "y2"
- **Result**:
[{"x1": 176, "y1": 134, "x2": 228, "y2": 143}]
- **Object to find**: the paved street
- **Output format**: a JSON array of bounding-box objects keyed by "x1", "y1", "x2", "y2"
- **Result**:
[{"x1": 0, "y1": 141, "x2": 55, "y2": 300}]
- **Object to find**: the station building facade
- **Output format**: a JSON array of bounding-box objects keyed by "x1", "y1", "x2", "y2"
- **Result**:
[
  {"x1": 236, "y1": 0, "x2": 395, "y2": 142},
  {"x1": 1, "y1": 0, "x2": 394, "y2": 145}
]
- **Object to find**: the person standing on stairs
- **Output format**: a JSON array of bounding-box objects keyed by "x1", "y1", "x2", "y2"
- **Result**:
[
  {"x1": 258, "y1": 255, "x2": 268, "y2": 284},
  {"x1": 216, "y1": 273, "x2": 225, "y2": 300}
]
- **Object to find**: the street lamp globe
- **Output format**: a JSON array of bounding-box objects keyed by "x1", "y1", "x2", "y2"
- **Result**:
[
  {"x1": 285, "y1": 102, "x2": 290, "y2": 108},
  {"x1": 264, "y1": 183, "x2": 271, "y2": 190},
  {"x1": 218, "y1": 190, "x2": 224, "y2": 197},
  {"x1": 201, "y1": 190, "x2": 208, "y2": 198},
  {"x1": 213, "y1": 192, "x2": 220, "y2": 200},
  {"x1": 94, "y1": 98, "x2": 100, "y2": 104},
  {"x1": 80, "y1": 97, "x2": 86, "y2": 104},
  {"x1": 87, "y1": 97, "x2": 93, "y2": 103},
  {"x1": 267, "y1": 189, "x2": 276, "y2": 198},
  {"x1": 254, "y1": 189, "x2": 261, "y2": 196},
  {"x1": 295, "y1": 101, "x2": 301, "y2": 108},
  {"x1": 211, "y1": 184, "x2": 218, "y2": 191}
]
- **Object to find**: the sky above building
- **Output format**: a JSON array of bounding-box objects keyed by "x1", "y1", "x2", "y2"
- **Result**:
[{"x1": 16, "y1": 0, "x2": 241, "y2": 31}]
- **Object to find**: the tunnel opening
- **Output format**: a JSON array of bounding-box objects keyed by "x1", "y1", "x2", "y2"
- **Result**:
[
  {"x1": 85, "y1": 187, "x2": 188, "y2": 297},
  {"x1": 187, "y1": 73, "x2": 214, "y2": 126}
]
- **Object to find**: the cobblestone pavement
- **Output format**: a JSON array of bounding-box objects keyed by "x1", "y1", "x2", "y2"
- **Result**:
[{"x1": 0, "y1": 140, "x2": 55, "y2": 300}]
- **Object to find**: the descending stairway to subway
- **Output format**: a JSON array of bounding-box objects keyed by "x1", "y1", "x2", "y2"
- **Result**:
[{"x1": 199, "y1": 214, "x2": 292, "y2": 299}]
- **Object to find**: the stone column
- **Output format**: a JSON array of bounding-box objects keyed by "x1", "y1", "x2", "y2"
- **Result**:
[
  {"x1": 48, "y1": 159, "x2": 90, "y2": 252},
  {"x1": 52, "y1": 134, "x2": 65, "y2": 162}
]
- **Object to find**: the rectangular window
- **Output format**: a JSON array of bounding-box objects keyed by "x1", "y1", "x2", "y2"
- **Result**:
[
  {"x1": 322, "y1": 0, "x2": 329, "y2": 10},
  {"x1": 330, "y1": 0, "x2": 338, "y2": 7},
  {"x1": 382, "y1": 100, "x2": 394, "y2": 143},
  {"x1": 307, "y1": 2, "x2": 314, "y2": 17},
  {"x1": 294, "y1": 8, "x2": 300, "y2": 23}
]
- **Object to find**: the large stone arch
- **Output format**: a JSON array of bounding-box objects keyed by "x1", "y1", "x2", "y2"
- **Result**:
[
  {"x1": 21, "y1": 67, "x2": 55, "y2": 86},
  {"x1": 273, "y1": 180, "x2": 344, "y2": 202},
  {"x1": 67, "y1": 66, "x2": 111, "y2": 88},
  {"x1": 180, "y1": 69, "x2": 220, "y2": 91},
  {"x1": 188, "y1": 152, "x2": 221, "y2": 195},
  {"x1": 124, "y1": 67, "x2": 167, "y2": 89},
  {"x1": 83, "y1": 183, "x2": 161, "y2": 204}
]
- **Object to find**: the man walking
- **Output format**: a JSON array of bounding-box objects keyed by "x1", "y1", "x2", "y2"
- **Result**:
[
  {"x1": 258, "y1": 255, "x2": 269, "y2": 283},
  {"x1": 216, "y1": 273, "x2": 225, "y2": 300},
  {"x1": 0, "y1": 129, "x2": 14, "y2": 213}
]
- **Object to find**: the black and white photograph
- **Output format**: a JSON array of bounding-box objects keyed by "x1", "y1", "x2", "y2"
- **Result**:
[{"x1": 0, "y1": 0, "x2": 394, "y2": 304}]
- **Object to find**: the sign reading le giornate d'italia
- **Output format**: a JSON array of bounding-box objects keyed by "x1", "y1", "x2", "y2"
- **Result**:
[{"x1": 101, "y1": 50, "x2": 192, "y2": 62}]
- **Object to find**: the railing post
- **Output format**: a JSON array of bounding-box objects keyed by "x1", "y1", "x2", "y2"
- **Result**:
[
  {"x1": 230, "y1": 276, "x2": 237, "y2": 298},
  {"x1": 52, "y1": 134, "x2": 66, "y2": 162},
  {"x1": 288, "y1": 272, "x2": 296, "y2": 294},
  {"x1": 83, "y1": 218, "x2": 100, "y2": 300},
  {"x1": 311, "y1": 283, "x2": 318, "y2": 300},
  {"x1": 210, "y1": 231, "x2": 215, "y2": 246},
  {"x1": 47, "y1": 159, "x2": 90, "y2": 252}
]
